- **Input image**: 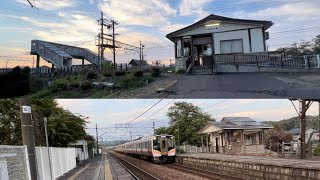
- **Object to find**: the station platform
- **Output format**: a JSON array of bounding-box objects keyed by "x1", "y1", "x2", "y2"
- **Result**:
[
  {"x1": 176, "y1": 153, "x2": 320, "y2": 180},
  {"x1": 105, "y1": 153, "x2": 135, "y2": 180}
]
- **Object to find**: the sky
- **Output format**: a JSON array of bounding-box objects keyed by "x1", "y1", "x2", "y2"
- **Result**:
[
  {"x1": 57, "y1": 99, "x2": 320, "y2": 142},
  {"x1": 0, "y1": 0, "x2": 320, "y2": 68}
]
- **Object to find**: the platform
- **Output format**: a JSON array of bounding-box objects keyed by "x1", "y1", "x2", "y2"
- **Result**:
[{"x1": 176, "y1": 153, "x2": 320, "y2": 180}]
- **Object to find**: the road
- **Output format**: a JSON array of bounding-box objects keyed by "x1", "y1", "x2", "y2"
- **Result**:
[{"x1": 165, "y1": 72, "x2": 320, "y2": 98}]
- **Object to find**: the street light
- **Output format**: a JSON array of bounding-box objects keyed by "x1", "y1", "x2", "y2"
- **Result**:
[{"x1": 44, "y1": 117, "x2": 53, "y2": 180}]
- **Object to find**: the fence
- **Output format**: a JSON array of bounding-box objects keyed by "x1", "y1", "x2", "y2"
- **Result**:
[
  {"x1": 177, "y1": 145, "x2": 208, "y2": 153},
  {"x1": 0, "y1": 145, "x2": 30, "y2": 180},
  {"x1": 214, "y1": 54, "x2": 320, "y2": 69},
  {"x1": 36, "y1": 147, "x2": 76, "y2": 180}
]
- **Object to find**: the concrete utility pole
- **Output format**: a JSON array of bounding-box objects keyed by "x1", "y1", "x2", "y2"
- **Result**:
[
  {"x1": 318, "y1": 102, "x2": 320, "y2": 145},
  {"x1": 139, "y1": 41, "x2": 142, "y2": 70},
  {"x1": 112, "y1": 20, "x2": 116, "y2": 69},
  {"x1": 19, "y1": 99, "x2": 37, "y2": 180},
  {"x1": 100, "y1": 11, "x2": 104, "y2": 69},
  {"x1": 96, "y1": 123, "x2": 99, "y2": 155}
]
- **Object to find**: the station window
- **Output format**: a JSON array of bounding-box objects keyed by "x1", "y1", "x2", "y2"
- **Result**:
[{"x1": 176, "y1": 40, "x2": 182, "y2": 58}]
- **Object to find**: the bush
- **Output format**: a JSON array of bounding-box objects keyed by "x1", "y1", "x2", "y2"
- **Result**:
[
  {"x1": 314, "y1": 145, "x2": 320, "y2": 155},
  {"x1": 114, "y1": 71, "x2": 126, "y2": 76},
  {"x1": 52, "y1": 80, "x2": 68, "y2": 92},
  {"x1": 81, "y1": 80, "x2": 92, "y2": 90},
  {"x1": 86, "y1": 71, "x2": 98, "y2": 80},
  {"x1": 21, "y1": 66, "x2": 31, "y2": 75},
  {"x1": 104, "y1": 72, "x2": 113, "y2": 77},
  {"x1": 151, "y1": 67, "x2": 161, "y2": 77},
  {"x1": 133, "y1": 71, "x2": 144, "y2": 78},
  {"x1": 176, "y1": 69, "x2": 186, "y2": 74}
]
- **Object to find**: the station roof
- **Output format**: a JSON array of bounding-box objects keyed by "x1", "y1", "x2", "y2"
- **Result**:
[{"x1": 166, "y1": 14, "x2": 273, "y2": 41}]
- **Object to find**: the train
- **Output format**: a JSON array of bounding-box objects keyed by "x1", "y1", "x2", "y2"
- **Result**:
[{"x1": 114, "y1": 134, "x2": 176, "y2": 163}]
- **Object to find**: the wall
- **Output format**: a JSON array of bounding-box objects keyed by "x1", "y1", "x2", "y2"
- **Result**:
[
  {"x1": 176, "y1": 154, "x2": 320, "y2": 180},
  {"x1": 213, "y1": 30, "x2": 251, "y2": 54},
  {"x1": 175, "y1": 57, "x2": 189, "y2": 71},
  {"x1": 36, "y1": 147, "x2": 76, "y2": 180},
  {"x1": 216, "y1": 64, "x2": 320, "y2": 73},
  {"x1": 0, "y1": 146, "x2": 30, "y2": 180}
]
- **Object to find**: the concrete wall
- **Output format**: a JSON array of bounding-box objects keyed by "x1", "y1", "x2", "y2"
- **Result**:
[
  {"x1": 176, "y1": 155, "x2": 320, "y2": 180},
  {"x1": 216, "y1": 64, "x2": 320, "y2": 73},
  {"x1": 175, "y1": 57, "x2": 189, "y2": 71}
]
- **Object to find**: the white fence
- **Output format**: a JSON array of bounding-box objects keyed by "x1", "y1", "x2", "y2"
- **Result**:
[
  {"x1": 177, "y1": 145, "x2": 208, "y2": 153},
  {"x1": 36, "y1": 147, "x2": 76, "y2": 180}
]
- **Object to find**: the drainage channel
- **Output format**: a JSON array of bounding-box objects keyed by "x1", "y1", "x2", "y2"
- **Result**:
[{"x1": 109, "y1": 153, "x2": 160, "y2": 180}]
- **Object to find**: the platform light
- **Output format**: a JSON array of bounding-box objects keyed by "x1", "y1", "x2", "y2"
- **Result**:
[{"x1": 205, "y1": 23, "x2": 221, "y2": 27}]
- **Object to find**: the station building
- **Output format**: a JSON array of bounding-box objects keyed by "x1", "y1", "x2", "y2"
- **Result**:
[{"x1": 198, "y1": 117, "x2": 273, "y2": 154}]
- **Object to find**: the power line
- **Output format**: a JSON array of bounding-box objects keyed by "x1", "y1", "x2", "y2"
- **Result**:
[{"x1": 125, "y1": 99, "x2": 164, "y2": 125}]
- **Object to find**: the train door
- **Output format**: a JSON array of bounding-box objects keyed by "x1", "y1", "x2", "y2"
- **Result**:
[{"x1": 160, "y1": 137, "x2": 168, "y2": 155}]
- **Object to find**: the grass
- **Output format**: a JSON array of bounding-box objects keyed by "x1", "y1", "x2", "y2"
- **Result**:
[{"x1": 25, "y1": 69, "x2": 158, "y2": 98}]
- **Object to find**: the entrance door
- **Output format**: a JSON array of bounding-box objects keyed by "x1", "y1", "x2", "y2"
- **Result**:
[
  {"x1": 192, "y1": 36, "x2": 213, "y2": 67},
  {"x1": 215, "y1": 138, "x2": 219, "y2": 153},
  {"x1": 160, "y1": 137, "x2": 168, "y2": 155}
]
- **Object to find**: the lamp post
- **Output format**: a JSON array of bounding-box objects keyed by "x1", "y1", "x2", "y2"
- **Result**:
[{"x1": 44, "y1": 117, "x2": 53, "y2": 180}]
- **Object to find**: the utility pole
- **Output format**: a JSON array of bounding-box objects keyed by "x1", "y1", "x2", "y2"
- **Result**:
[
  {"x1": 318, "y1": 102, "x2": 320, "y2": 145},
  {"x1": 100, "y1": 12, "x2": 104, "y2": 69},
  {"x1": 130, "y1": 131, "x2": 132, "y2": 141},
  {"x1": 291, "y1": 99, "x2": 313, "y2": 159},
  {"x1": 19, "y1": 99, "x2": 37, "y2": 180},
  {"x1": 153, "y1": 120, "x2": 156, "y2": 135},
  {"x1": 139, "y1": 41, "x2": 142, "y2": 70},
  {"x1": 112, "y1": 20, "x2": 117, "y2": 70},
  {"x1": 96, "y1": 123, "x2": 99, "y2": 155},
  {"x1": 300, "y1": 100, "x2": 307, "y2": 159}
]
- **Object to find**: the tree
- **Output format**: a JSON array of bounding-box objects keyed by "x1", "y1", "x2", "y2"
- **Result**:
[
  {"x1": 162, "y1": 102, "x2": 214, "y2": 146},
  {"x1": 264, "y1": 123, "x2": 293, "y2": 152},
  {"x1": 275, "y1": 34, "x2": 320, "y2": 56},
  {"x1": 0, "y1": 99, "x2": 88, "y2": 147}
]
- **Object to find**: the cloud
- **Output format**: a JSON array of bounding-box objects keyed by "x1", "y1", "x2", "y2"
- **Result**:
[
  {"x1": 179, "y1": 0, "x2": 215, "y2": 16},
  {"x1": 97, "y1": 0, "x2": 177, "y2": 27},
  {"x1": 16, "y1": 0, "x2": 76, "y2": 10}
]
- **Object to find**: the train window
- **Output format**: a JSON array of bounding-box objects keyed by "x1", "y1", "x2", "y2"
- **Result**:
[
  {"x1": 168, "y1": 136, "x2": 175, "y2": 150},
  {"x1": 153, "y1": 136, "x2": 160, "y2": 151}
]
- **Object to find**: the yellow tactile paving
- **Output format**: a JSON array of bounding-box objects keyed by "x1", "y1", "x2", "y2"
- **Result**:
[{"x1": 105, "y1": 160, "x2": 112, "y2": 180}]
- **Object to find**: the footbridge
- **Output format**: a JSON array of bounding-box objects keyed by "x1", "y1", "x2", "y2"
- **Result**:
[{"x1": 30, "y1": 40, "x2": 107, "y2": 68}]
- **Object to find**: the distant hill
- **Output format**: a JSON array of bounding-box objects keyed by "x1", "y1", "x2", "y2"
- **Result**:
[
  {"x1": 100, "y1": 140, "x2": 129, "y2": 147},
  {"x1": 263, "y1": 115, "x2": 319, "y2": 131}
]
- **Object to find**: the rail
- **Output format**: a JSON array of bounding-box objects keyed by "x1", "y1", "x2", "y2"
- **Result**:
[
  {"x1": 164, "y1": 164, "x2": 241, "y2": 180},
  {"x1": 109, "y1": 152, "x2": 160, "y2": 180}
]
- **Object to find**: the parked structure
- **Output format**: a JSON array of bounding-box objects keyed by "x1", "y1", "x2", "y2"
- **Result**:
[
  {"x1": 69, "y1": 139, "x2": 89, "y2": 161},
  {"x1": 166, "y1": 14, "x2": 273, "y2": 71},
  {"x1": 128, "y1": 59, "x2": 149, "y2": 69},
  {"x1": 198, "y1": 117, "x2": 273, "y2": 154}
]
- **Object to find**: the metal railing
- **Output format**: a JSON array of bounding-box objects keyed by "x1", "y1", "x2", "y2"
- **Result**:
[{"x1": 214, "y1": 54, "x2": 320, "y2": 69}]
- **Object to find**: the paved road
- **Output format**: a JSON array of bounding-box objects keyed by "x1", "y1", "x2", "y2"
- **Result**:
[{"x1": 165, "y1": 73, "x2": 320, "y2": 98}]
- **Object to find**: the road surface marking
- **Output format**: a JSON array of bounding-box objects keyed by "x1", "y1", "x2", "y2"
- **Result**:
[
  {"x1": 67, "y1": 163, "x2": 91, "y2": 180},
  {"x1": 105, "y1": 160, "x2": 112, "y2": 180}
]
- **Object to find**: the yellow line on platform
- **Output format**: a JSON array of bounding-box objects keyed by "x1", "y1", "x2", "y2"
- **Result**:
[{"x1": 105, "y1": 160, "x2": 112, "y2": 180}]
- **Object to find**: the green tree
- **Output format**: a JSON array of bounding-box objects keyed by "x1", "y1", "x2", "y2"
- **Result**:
[
  {"x1": 264, "y1": 123, "x2": 293, "y2": 152},
  {"x1": 0, "y1": 99, "x2": 88, "y2": 147},
  {"x1": 164, "y1": 102, "x2": 214, "y2": 146}
]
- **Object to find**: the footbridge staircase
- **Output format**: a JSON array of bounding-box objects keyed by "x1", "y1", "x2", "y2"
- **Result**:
[{"x1": 31, "y1": 40, "x2": 106, "y2": 68}]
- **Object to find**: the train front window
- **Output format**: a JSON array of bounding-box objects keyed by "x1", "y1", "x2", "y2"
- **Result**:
[
  {"x1": 153, "y1": 136, "x2": 160, "y2": 151},
  {"x1": 167, "y1": 136, "x2": 175, "y2": 150}
]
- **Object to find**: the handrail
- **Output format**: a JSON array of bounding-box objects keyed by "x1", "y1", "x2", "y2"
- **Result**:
[{"x1": 186, "y1": 62, "x2": 193, "y2": 75}]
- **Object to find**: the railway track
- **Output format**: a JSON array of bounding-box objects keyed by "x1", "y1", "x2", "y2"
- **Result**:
[
  {"x1": 163, "y1": 163, "x2": 242, "y2": 180},
  {"x1": 109, "y1": 152, "x2": 160, "y2": 180}
]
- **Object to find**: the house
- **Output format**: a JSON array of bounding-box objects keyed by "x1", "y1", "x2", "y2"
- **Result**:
[
  {"x1": 289, "y1": 128, "x2": 320, "y2": 143},
  {"x1": 128, "y1": 59, "x2": 149, "y2": 69},
  {"x1": 198, "y1": 117, "x2": 273, "y2": 154},
  {"x1": 166, "y1": 14, "x2": 273, "y2": 71}
]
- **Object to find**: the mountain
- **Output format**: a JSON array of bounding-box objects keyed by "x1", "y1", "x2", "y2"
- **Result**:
[{"x1": 263, "y1": 115, "x2": 320, "y2": 131}]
